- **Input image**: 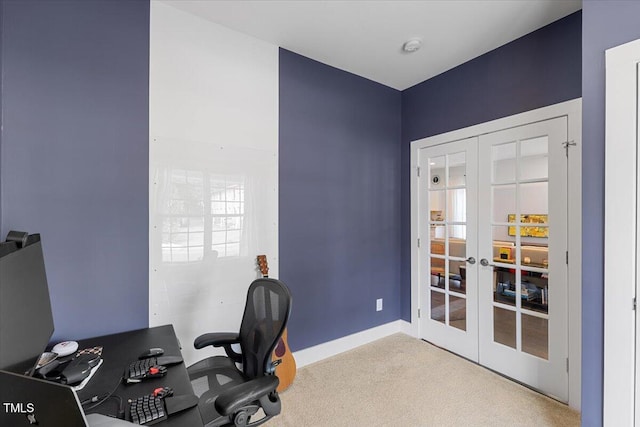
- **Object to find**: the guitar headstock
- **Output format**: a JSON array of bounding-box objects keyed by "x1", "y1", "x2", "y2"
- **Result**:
[{"x1": 257, "y1": 255, "x2": 269, "y2": 278}]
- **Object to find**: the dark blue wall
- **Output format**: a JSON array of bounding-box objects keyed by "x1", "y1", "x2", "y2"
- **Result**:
[
  {"x1": 279, "y1": 49, "x2": 402, "y2": 351},
  {"x1": 400, "y1": 11, "x2": 582, "y2": 321},
  {"x1": 581, "y1": 2, "x2": 640, "y2": 425},
  {"x1": 0, "y1": 0, "x2": 150, "y2": 341}
]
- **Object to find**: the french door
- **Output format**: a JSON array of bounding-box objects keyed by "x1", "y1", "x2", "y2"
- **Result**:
[
  {"x1": 419, "y1": 137, "x2": 478, "y2": 361},
  {"x1": 419, "y1": 117, "x2": 569, "y2": 402}
]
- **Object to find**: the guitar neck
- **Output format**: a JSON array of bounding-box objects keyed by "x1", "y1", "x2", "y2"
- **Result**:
[{"x1": 257, "y1": 255, "x2": 269, "y2": 278}]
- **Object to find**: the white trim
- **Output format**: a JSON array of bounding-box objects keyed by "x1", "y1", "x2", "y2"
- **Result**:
[
  {"x1": 410, "y1": 98, "x2": 582, "y2": 409},
  {"x1": 400, "y1": 319, "x2": 417, "y2": 337},
  {"x1": 567, "y1": 97, "x2": 582, "y2": 414},
  {"x1": 293, "y1": 320, "x2": 410, "y2": 368},
  {"x1": 410, "y1": 100, "x2": 581, "y2": 151},
  {"x1": 604, "y1": 38, "x2": 640, "y2": 427}
]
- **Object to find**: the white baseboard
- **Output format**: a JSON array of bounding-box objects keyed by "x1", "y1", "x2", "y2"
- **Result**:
[
  {"x1": 294, "y1": 320, "x2": 413, "y2": 368},
  {"x1": 400, "y1": 319, "x2": 417, "y2": 337}
]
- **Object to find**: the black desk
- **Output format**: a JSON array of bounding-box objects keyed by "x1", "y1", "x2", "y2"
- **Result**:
[{"x1": 77, "y1": 325, "x2": 203, "y2": 426}]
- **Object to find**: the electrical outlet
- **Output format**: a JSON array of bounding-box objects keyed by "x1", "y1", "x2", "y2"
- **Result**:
[{"x1": 376, "y1": 298, "x2": 383, "y2": 311}]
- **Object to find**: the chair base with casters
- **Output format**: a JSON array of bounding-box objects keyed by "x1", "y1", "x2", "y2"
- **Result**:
[{"x1": 187, "y1": 278, "x2": 292, "y2": 427}]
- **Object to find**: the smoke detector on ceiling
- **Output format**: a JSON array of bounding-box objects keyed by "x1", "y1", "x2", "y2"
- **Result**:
[{"x1": 402, "y1": 38, "x2": 422, "y2": 53}]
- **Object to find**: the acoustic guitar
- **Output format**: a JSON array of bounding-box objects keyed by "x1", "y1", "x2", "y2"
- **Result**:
[{"x1": 257, "y1": 255, "x2": 296, "y2": 392}]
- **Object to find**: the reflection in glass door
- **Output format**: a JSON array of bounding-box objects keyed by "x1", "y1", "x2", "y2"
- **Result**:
[
  {"x1": 419, "y1": 138, "x2": 478, "y2": 361},
  {"x1": 478, "y1": 117, "x2": 568, "y2": 402}
]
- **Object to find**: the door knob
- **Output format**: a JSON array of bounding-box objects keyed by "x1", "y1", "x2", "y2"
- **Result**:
[
  {"x1": 466, "y1": 257, "x2": 476, "y2": 265},
  {"x1": 480, "y1": 258, "x2": 495, "y2": 267}
]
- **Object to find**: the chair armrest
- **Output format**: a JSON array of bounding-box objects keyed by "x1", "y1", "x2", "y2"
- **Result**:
[
  {"x1": 193, "y1": 332, "x2": 239, "y2": 349},
  {"x1": 214, "y1": 375, "x2": 279, "y2": 416},
  {"x1": 193, "y1": 333, "x2": 242, "y2": 363}
]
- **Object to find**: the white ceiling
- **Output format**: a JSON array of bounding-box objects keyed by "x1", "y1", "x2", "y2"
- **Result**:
[{"x1": 164, "y1": 0, "x2": 581, "y2": 91}]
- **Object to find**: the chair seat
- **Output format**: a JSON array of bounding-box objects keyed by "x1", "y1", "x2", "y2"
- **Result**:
[{"x1": 188, "y1": 356, "x2": 249, "y2": 426}]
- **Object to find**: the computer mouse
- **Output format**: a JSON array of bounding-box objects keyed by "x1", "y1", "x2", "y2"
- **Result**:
[
  {"x1": 61, "y1": 362, "x2": 92, "y2": 385},
  {"x1": 139, "y1": 347, "x2": 164, "y2": 359},
  {"x1": 75, "y1": 353, "x2": 101, "y2": 368},
  {"x1": 52, "y1": 341, "x2": 78, "y2": 357}
]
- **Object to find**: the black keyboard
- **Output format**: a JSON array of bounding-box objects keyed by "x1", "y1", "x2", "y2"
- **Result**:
[
  {"x1": 127, "y1": 358, "x2": 158, "y2": 380},
  {"x1": 126, "y1": 356, "x2": 183, "y2": 380},
  {"x1": 128, "y1": 394, "x2": 167, "y2": 425}
]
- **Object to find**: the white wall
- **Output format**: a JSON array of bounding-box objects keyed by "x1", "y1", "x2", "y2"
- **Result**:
[{"x1": 149, "y1": 2, "x2": 279, "y2": 365}]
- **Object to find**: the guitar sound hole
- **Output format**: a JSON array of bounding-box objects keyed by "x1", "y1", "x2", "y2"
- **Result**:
[{"x1": 274, "y1": 338, "x2": 285, "y2": 357}]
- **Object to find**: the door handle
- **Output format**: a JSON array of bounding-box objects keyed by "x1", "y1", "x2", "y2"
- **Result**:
[
  {"x1": 466, "y1": 257, "x2": 476, "y2": 265},
  {"x1": 480, "y1": 258, "x2": 496, "y2": 267}
]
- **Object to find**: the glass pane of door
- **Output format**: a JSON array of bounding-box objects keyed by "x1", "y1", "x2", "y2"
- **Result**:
[
  {"x1": 428, "y1": 151, "x2": 468, "y2": 328},
  {"x1": 489, "y1": 136, "x2": 550, "y2": 359}
]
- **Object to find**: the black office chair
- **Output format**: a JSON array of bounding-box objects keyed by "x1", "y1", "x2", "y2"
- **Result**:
[{"x1": 187, "y1": 278, "x2": 292, "y2": 427}]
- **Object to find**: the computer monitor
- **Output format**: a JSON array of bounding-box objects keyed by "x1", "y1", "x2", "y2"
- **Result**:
[
  {"x1": 0, "y1": 370, "x2": 133, "y2": 426},
  {"x1": 0, "y1": 233, "x2": 55, "y2": 376}
]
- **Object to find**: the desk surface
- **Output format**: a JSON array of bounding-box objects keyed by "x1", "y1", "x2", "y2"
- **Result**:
[{"x1": 78, "y1": 325, "x2": 203, "y2": 427}]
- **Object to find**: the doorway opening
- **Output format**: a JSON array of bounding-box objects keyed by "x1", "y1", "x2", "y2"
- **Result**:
[{"x1": 410, "y1": 99, "x2": 581, "y2": 409}]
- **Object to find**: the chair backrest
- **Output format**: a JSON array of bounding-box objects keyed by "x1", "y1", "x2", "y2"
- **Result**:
[{"x1": 239, "y1": 278, "x2": 292, "y2": 379}]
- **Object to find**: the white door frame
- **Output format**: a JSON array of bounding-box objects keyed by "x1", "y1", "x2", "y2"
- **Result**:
[
  {"x1": 410, "y1": 98, "x2": 582, "y2": 410},
  {"x1": 603, "y1": 38, "x2": 640, "y2": 426}
]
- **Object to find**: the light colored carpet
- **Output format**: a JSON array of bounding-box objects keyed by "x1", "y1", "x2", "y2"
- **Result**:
[{"x1": 265, "y1": 333, "x2": 579, "y2": 426}]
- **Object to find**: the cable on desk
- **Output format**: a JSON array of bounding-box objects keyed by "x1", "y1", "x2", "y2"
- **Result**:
[{"x1": 82, "y1": 377, "x2": 123, "y2": 413}]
